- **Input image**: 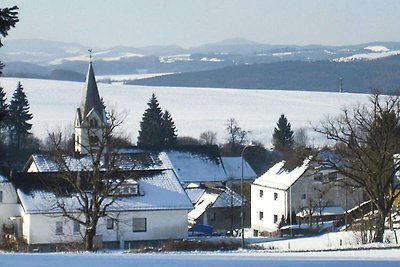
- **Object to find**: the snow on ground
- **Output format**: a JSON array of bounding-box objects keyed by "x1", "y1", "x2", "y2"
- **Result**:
[
  {"x1": 0, "y1": 77, "x2": 369, "y2": 145},
  {"x1": 0, "y1": 249, "x2": 399, "y2": 267},
  {"x1": 333, "y1": 49, "x2": 400, "y2": 62},
  {"x1": 96, "y1": 73, "x2": 173, "y2": 83}
]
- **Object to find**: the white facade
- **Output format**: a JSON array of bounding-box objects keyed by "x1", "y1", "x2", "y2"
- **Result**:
[
  {"x1": 0, "y1": 178, "x2": 21, "y2": 244},
  {"x1": 251, "y1": 159, "x2": 363, "y2": 234},
  {"x1": 20, "y1": 209, "x2": 188, "y2": 247}
]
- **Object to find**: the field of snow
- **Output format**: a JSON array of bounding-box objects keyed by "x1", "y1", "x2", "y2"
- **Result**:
[
  {"x1": 0, "y1": 77, "x2": 369, "y2": 146},
  {"x1": 0, "y1": 249, "x2": 399, "y2": 267},
  {"x1": 333, "y1": 45, "x2": 400, "y2": 62}
]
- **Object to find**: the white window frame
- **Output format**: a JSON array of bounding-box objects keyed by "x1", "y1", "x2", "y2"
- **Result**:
[
  {"x1": 106, "y1": 218, "x2": 114, "y2": 230},
  {"x1": 56, "y1": 221, "x2": 64, "y2": 235},
  {"x1": 73, "y1": 221, "x2": 80, "y2": 235},
  {"x1": 132, "y1": 218, "x2": 147, "y2": 232}
]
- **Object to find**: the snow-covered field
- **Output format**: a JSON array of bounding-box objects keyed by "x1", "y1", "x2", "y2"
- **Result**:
[
  {"x1": 0, "y1": 249, "x2": 399, "y2": 267},
  {"x1": 0, "y1": 77, "x2": 369, "y2": 146}
]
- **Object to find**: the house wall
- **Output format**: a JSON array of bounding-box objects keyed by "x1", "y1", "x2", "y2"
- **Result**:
[
  {"x1": 198, "y1": 206, "x2": 250, "y2": 234},
  {"x1": 0, "y1": 182, "x2": 21, "y2": 244},
  {"x1": 251, "y1": 183, "x2": 287, "y2": 233},
  {"x1": 22, "y1": 209, "x2": 189, "y2": 246},
  {"x1": 251, "y1": 169, "x2": 364, "y2": 234},
  {"x1": 290, "y1": 170, "x2": 363, "y2": 216}
]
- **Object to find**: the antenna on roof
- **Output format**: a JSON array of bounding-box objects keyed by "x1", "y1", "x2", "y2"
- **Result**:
[{"x1": 88, "y1": 49, "x2": 93, "y2": 63}]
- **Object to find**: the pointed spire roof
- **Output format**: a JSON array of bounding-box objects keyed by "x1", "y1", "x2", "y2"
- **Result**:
[{"x1": 79, "y1": 62, "x2": 104, "y2": 120}]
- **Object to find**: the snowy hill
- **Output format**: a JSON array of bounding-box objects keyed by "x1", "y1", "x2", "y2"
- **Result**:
[{"x1": 0, "y1": 77, "x2": 369, "y2": 146}]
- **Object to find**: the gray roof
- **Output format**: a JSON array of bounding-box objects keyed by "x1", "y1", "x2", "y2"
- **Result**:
[
  {"x1": 79, "y1": 62, "x2": 105, "y2": 122},
  {"x1": 17, "y1": 170, "x2": 193, "y2": 214}
]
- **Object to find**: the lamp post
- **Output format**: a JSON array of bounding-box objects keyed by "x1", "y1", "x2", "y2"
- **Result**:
[{"x1": 241, "y1": 143, "x2": 254, "y2": 249}]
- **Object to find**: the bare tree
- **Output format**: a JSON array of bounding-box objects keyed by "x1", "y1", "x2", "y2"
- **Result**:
[
  {"x1": 47, "y1": 109, "x2": 132, "y2": 251},
  {"x1": 225, "y1": 118, "x2": 249, "y2": 151},
  {"x1": 315, "y1": 93, "x2": 400, "y2": 242},
  {"x1": 199, "y1": 130, "x2": 217, "y2": 145}
]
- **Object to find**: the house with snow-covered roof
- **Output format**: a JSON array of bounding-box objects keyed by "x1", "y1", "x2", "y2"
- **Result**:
[
  {"x1": 1, "y1": 169, "x2": 192, "y2": 250},
  {"x1": 185, "y1": 183, "x2": 247, "y2": 235},
  {"x1": 251, "y1": 154, "x2": 363, "y2": 235}
]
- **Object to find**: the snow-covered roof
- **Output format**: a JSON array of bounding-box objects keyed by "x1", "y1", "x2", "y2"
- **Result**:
[
  {"x1": 16, "y1": 170, "x2": 193, "y2": 214},
  {"x1": 253, "y1": 158, "x2": 311, "y2": 190},
  {"x1": 25, "y1": 153, "x2": 167, "y2": 173},
  {"x1": 160, "y1": 150, "x2": 227, "y2": 183},
  {"x1": 221, "y1": 157, "x2": 257, "y2": 180},
  {"x1": 186, "y1": 185, "x2": 243, "y2": 221},
  {"x1": 297, "y1": 206, "x2": 345, "y2": 218},
  {"x1": 25, "y1": 146, "x2": 231, "y2": 183}
]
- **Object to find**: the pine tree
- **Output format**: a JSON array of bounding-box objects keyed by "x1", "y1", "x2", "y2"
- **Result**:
[
  {"x1": 162, "y1": 110, "x2": 177, "y2": 146},
  {"x1": 0, "y1": 6, "x2": 19, "y2": 74},
  {"x1": 137, "y1": 94, "x2": 164, "y2": 146},
  {"x1": 272, "y1": 114, "x2": 294, "y2": 152},
  {"x1": 0, "y1": 85, "x2": 8, "y2": 126},
  {"x1": 8, "y1": 81, "x2": 32, "y2": 149}
]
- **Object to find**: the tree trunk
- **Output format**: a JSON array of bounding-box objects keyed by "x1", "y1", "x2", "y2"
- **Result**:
[
  {"x1": 84, "y1": 224, "x2": 97, "y2": 251},
  {"x1": 372, "y1": 209, "x2": 387, "y2": 243}
]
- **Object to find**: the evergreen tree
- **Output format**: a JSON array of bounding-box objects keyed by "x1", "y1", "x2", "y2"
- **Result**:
[
  {"x1": 137, "y1": 94, "x2": 164, "y2": 146},
  {"x1": 8, "y1": 81, "x2": 32, "y2": 150},
  {"x1": 0, "y1": 85, "x2": 8, "y2": 125},
  {"x1": 272, "y1": 114, "x2": 294, "y2": 152},
  {"x1": 0, "y1": 6, "x2": 19, "y2": 74},
  {"x1": 162, "y1": 110, "x2": 177, "y2": 146}
]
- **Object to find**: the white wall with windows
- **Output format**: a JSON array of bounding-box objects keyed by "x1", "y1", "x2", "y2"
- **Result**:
[
  {"x1": 20, "y1": 209, "x2": 189, "y2": 246},
  {"x1": 251, "y1": 183, "x2": 288, "y2": 233}
]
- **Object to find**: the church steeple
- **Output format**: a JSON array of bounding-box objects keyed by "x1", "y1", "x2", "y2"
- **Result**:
[
  {"x1": 79, "y1": 62, "x2": 105, "y2": 122},
  {"x1": 74, "y1": 57, "x2": 107, "y2": 154}
]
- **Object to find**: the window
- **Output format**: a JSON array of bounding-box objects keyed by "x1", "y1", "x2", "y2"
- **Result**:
[
  {"x1": 314, "y1": 172, "x2": 323, "y2": 181},
  {"x1": 132, "y1": 218, "x2": 147, "y2": 232},
  {"x1": 0, "y1": 191, "x2": 3, "y2": 203},
  {"x1": 56, "y1": 221, "x2": 63, "y2": 235},
  {"x1": 274, "y1": 192, "x2": 278, "y2": 200},
  {"x1": 89, "y1": 135, "x2": 99, "y2": 146},
  {"x1": 328, "y1": 173, "x2": 337, "y2": 181},
  {"x1": 210, "y1": 212, "x2": 216, "y2": 221},
  {"x1": 301, "y1": 193, "x2": 307, "y2": 200},
  {"x1": 273, "y1": 214, "x2": 278, "y2": 224},
  {"x1": 73, "y1": 221, "x2": 80, "y2": 235},
  {"x1": 259, "y1": 190, "x2": 264, "y2": 198},
  {"x1": 106, "y1": 218, "x2": 114, "y2": 230},
  {"x1": 90, "y1": 119, "x2": 98, "y2": 127},
  {"x1": 259, "y1": 211, "x2": 264, "y2": 221}
]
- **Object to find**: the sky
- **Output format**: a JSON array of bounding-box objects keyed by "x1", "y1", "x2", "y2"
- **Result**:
[{"x1": 2, "y1": 0, "x2": 400, "y2": 48}]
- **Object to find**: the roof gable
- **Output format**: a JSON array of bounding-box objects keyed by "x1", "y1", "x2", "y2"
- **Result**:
[{"x1": 253, "y1": 158, "x2": 311, "y2": 190}]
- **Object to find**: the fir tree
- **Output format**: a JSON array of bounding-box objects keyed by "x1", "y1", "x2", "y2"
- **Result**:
[
  {"x1": 0, "y1": 85, "x2": 8, "y2": 126},
  {"x1": 162, "y1": 110, "x2": 177, "y2": 146},
  {"x1": 137, "y1": 94, "x2": 164, "y2": 146},
  {"x1": 272, "y1": 114, "x2": 294, "y2": 152},
  {"x1": 0, "y1": 6, "x2": 19, "y2": 73},
  {"x1": 8, "y1": 81, "x2": 32, "y2": 150}
]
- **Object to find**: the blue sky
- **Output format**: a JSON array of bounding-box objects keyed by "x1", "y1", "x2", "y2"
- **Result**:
[{"x1": 2, "y1": 0, "x2": 400, "y2": 48}]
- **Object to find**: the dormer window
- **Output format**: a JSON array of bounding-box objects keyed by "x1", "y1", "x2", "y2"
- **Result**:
[{"x1": 115, "y1": 181, "x2": 139, "y2": 196}]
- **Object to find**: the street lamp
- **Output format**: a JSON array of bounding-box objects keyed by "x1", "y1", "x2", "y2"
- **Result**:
[{"x1": 241, "y1": 143, "x2": 254, "y2": 249}]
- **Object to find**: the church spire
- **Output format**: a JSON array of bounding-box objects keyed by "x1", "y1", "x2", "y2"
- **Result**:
[
  {"x1": 79, "y1": 58, "x2": 105, "y2": 121},
  {"x1": 74, "y1": 55, "x2": 107, "y2": 154}
]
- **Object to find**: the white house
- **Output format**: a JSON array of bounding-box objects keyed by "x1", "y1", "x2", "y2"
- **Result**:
[
  {"x1": 251, "y1": 155, "x2": 363, "y2": 235},
  {"x1": 186, "y1": 183, "x2": 245, "y2": 234},
  {"x1": 0, "y1": 175, "x2": 21, "y2": 246},
  {"x1": 6, "y1": 169, "x2": 192, "y2": 250}
]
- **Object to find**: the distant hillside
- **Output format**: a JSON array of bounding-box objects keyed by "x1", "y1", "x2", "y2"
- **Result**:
[{"x1": 127, "y1": 55, "x2": 400, "y2": 94}]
